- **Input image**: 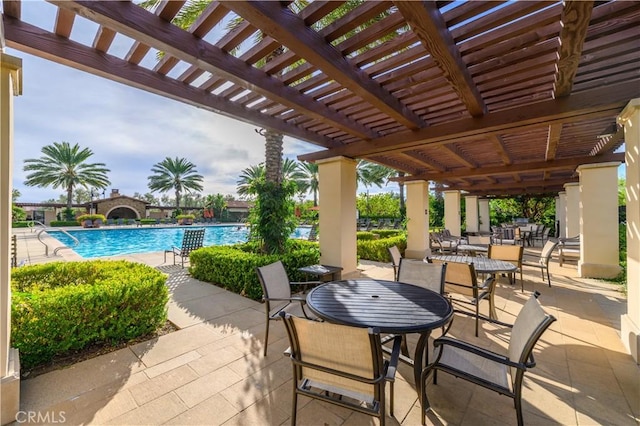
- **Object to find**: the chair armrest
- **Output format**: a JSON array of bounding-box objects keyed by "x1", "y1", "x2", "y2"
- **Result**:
[
  {"x1": 264, "y1": 296, "x2": 306, "y2": 303},
  {"x1": 385, "y1": 336, "x2": 403, "y2": 382},
  {"x1": 290, "y1": 281, "x2": 323, "y2": 286},
  {"x1": 434, "y1": 336, "x2": 524, "y2": 369}
]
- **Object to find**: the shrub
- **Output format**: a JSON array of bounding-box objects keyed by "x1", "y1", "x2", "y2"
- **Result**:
[
  {"x1": 76, "y1": 214, "x2": 107, "y2": 224},
  {"x1": 49, "y1": 221, "x2": 80, "y2": 227},
  {"x1": 11, "y1": 260, "x2": 168, "y2": 369},
  {"x1": 357, "y1": 235, "x2": 407, "y2": 262},
  {"x1": 11, "y1": 221, "x2": 32, "y2": 228},
  {"x1": 176, "y1": 214, "x2": 195, "y2": 220},
  {"x1": 190, "y1": 240, "x2": 320, "y2": 300},
  {"x1": 139, "y1": 218, "x2": 158, "y2": 225}
]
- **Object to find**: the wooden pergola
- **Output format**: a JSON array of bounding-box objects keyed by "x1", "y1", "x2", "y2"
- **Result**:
[{"x1": 2, "y1": 0, "x2": 638, "y2": 196}]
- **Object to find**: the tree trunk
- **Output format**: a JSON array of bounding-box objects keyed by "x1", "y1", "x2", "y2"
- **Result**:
[
  {"x1": 313, "y1": 189, "x2": 318, "y2": 207},
  {"x1": 398, "y1": 171, "x2": 405, "y2": 214},
  {"x1": 175, "y1": 189, "x2": 181, "y2": 209},
  {"x1": 264, "y1": 129, "x2": 283, "y2": 184},
  {"x1": 67, "y1": 185, "x2": 73, "y2": 211}
]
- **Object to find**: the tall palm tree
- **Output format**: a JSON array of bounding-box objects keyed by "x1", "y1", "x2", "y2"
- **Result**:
[
  {"x1": 23, "y1": 141, "x2": 110, "y2": 212},
  {"x1": 298, "y1": 162, "x2": 319, "y2": 206},
  {"x1": 148, "y1": 157, "x2": 204, "y2": 209},
  {"x1": 237, "y1": 159, "x2": 307, "y2": 198}
]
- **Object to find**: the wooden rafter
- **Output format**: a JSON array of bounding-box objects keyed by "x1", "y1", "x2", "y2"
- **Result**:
[
  {"x1": 50, "y1": 0, "x2": 377, "y2": 140},
  {"x1": 398, "y1": 153, "x2": 624, "y2": 181},
  {"x1": 220, "y1": 1, "x2": 425, "y2": 130},
  {"x1": 545, "y1": 123, "x2": 562, "y2": 161},
  {"x1": 92, "y1": 26, "x2": 116, "y2": 52},
  {"x1": 2, "y1": 16, "x2": 337, "y2": 149},
  {"x1": 486, "y1": 135, "x2": 512, "y2": 165},
  {"x1": 446, "y1": 178, "x2": 577, "y2": 193},
  {"x1": 299, "y1": 80, "x2": 638, "y2": 162},
  {"x1": 401, "y1": 150, "x2": 447, "y2": 173},
  {"x1": 2, "y1": 0, "x2": 21, "y2": 19},
  {"x1": 440, "y1": 144, "x2": 477, "y2": 168},
  {"x1": 54, "y1": 7, "x2": 75, "y2": 38},
  {"x1": 590, "y1": 128, "x2": 624, "y2": 156},
  {"x1": 394, "y1": 1, "x2": 487, "y2": 117},
  {"x1": 554, "y1": 0, "x2": 594, "y2": 97}
]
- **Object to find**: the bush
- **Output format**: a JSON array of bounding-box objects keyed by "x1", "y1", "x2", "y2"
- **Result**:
[
  {"x1": 190, "y1": 240, "x2": 320, "y2": 300},
  {"x1": 176, "y1": 214, "x2": 195, "y2": 220},
  {"x1": 49, "y1": 221, "x2": 80, "y2": 227},
  {"x1": 76, "y1": 214, "x2": 107, "y2": 224},
  {"x1": 139, "y1": 218, "x2": 158, "y2": 225},
  {"x1": 11, "y1": 261, "x2": 168, "y2": 369},
  {"x1": 357, "y1": 235, "x2": 407, "y2": 262},
  {"x1": 12, "y1": 221, "x2": 32, "y2": 228}
]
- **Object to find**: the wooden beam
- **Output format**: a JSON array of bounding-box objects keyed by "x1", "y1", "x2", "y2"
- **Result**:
[
  {"x1": 2, "y1": 0, "x2": 21, "y2": 19},
  {"x1": 554, "y1": 1, "x2": 594, "y2": 97},
  {"x1": 545, "y1": 123, "x2": 562, "y2": 161},
  {"x1": 590, "y1": 127, "x2": 624, "y2": 156},
  {"x1": 397, "y1": 151, "x2": 446, "y2": 172},
  {"x1": 51, "y1": 0, "x2": 377, "y2": 140},
  {"x1": 299, "y1": 80, "x2": 638, "y2": 162},
  {"x1": 440, "y1": 144, "x2": 477, "y2": 168},
  {"x1": 399, "y1": 152, "x2": 624, "y2": 181},
  {"x1": 446, "y1": 178, "x2": 578, "y2": 192},
  {"x1": 394, "y1": 1, "x2": 487, "y2": 117},
  {"x1": 92, "y1": 26, "x2": 116, "y2": 52},
  {"x1": 486, "y1": 134, "x2": 512, "y2": 165},
  {"x1": 220, "y1": 1, "x2": 425, "y2": 130},
  {"x1": 54, "y1": 7, "x2": 75, "y2": 38},
  {"x1": 2, "y1": 16, "x2": 337, "y2": 149},
  {"x1": 465, "y1": 187, "x2": 567, "y2": 197}
]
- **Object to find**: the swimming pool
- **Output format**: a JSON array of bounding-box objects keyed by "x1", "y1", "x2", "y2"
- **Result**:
[{"x1": 48, "y1": 225, "x2": 311, "y2": 258}]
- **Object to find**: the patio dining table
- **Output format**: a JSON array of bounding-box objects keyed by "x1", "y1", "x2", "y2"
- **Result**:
[
  {"x1": 429, "y1": 254, "x2": 517, "y2": 275},
  {"x1": 305, "y1": 278, "x2": 453, "y2": 388}
]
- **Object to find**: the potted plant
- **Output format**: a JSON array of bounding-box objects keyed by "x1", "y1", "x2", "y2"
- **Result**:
[{"x1": 176, "y1": 214, "x2": 195, "y2": 225}]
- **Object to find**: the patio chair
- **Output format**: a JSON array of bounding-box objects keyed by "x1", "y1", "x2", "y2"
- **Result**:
[
  {"x1": 420, "y1": 292, "x2": 556, "y2": 426},
  {"x1": 387, "y1": 245, "x2": 402, "y2": 281},
  {"x1": 533, "y1": 227, "x2": 551, "y2": 247},
  {"x1": 430, "y1": 232, "x2": 458, "y2": 254},
  {"x1": 430, "y1": 259, "x2": 496, "y2": 337},
  {"x1": 280, "y1": 312, "x2": 402, "y2": 426},
  {"x1": 558, "y1": 235, "x2": 580, "y2": 266},
  {"x1": 488, "y1": 244, "x2": 524, "y2": 292},
  {"x1": 255, "y1": 261, "x2": 321, "y2": 356},
  {"x1": 522, "y1": 240, "x2": 559, "y2": 287},
  {"x1": 397, "y1": 258, "x2": 446, "y2": 294},
  {"x1": 163, "y1": 228, "x2": 205, "y2": 267}
]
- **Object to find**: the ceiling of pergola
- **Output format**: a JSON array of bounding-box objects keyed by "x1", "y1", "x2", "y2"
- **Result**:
[{"x1": 2, "y1": 0, "x2": 639, "y2": 196}]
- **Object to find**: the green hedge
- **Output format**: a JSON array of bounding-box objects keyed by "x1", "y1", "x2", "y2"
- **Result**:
[
  {"x1": 11, "y1": 221, "x2": 32, "y2": 228},
  {"x1": 357, "y1": 235, "x2": 407, "y2": 262},
  {"x1": 139, "y1": 218, "x2": 158, "y2": 225},
  {"x1": 49, "y1": 221, "x2": 80, "y2": 227},
  {"x1": 76, "y1": 214, "x2": 107, "y2": 224},
  {"x1": 190, "y1": 240, "x2": 320, "y2": 300},
  {"x1": 11, "y1": 260, "x2": 168, "y2": 369}
]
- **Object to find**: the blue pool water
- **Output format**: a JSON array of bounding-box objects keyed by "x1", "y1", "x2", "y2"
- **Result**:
[{"x1": 48, "y1": 225, "x2": 311, "y2": 258}]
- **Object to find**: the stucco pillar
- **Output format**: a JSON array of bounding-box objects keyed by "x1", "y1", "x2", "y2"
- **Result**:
[
  {"x1": 564, "y1": 183, "x2": 580, "y2": 238},
  {"x1": 0, "y1": 52, "x2": 22, "y2": 426},
  {"x1": 317, "y1": 157, "x2": 357, "y2": 277},
  {"x1": 443, "y1": 190, "x2": 461, "y2": 236},
  {"x1": 619, "y1": 98, "x2": 640, "y2": 363},
  {"x1": 405, "y1": 180, "x2": 430, "y2": 259},
  {"x1": 464, "y1": 195, "x2": 479, "y2": 233},
  {"x1": 557, "y1": 192, "x2": 567, "y2": 238},
  {"x1": 478, "y1": 198, "x2": 490, "y2": 233},
  {"x1": 577, "y1": 162, "x2": 621, "y2": 279}
]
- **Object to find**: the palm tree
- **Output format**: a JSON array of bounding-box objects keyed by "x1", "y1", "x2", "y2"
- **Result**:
[
  {"x1": 23, "y1": 141, "x2": 110, "y2": 212},
  {"x1": 237, "y1": 159, "x2": 308, "y2": 198},
  {"x1": 148, "y1": 157, "x2": 204, "y2": 209},
  {"x1": 298, "y1": 162, "x2": 319, "y2": 206},
  {"x1": 205, "y1": 193, "x2": 227, "y2": 219},
  {"x1": 237, "y1": 164, "x2": 265, "y2": 198}
]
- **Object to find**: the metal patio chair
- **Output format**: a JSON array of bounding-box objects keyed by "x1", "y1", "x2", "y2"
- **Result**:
[{"x1": 163, "y1": 228, "x2": 205, "y2": 267}]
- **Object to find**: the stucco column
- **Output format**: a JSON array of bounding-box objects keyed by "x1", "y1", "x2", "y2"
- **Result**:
[
  {"x1": 317, "y1": 157, "x2": 357, "y2": 277},
  {"x1": 1, "y1": 52, "x2": 22, "y2": 425},
  {"x1": 464, "y1": 195, "x2": 479, "y2": 233},
  {"x1": 478, "y1": 198, "x2": 490, "y2": 233},
  {"x1": 557, "y1": 192, "x2": 567, "y2": 238},
  {"x1": 577, "y1": 162, "x2": 621, "y2": 279},
  {"x1": 564, "y1": 183, "x2": 580, "y2": 238},
  {"x1": 405, "y1": 180, "x2": 429, "y2": 259},
  {"x1": 443, "y1": 190, "x2": 461, "y2": 236},
  {"x1": 619, "y1": 98, "x2": 640, "y2": 363}
]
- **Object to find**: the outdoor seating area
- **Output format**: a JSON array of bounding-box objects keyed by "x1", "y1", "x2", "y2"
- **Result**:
[{"x1": 11, "y1": 238, "x2": 637, "y2": 426}]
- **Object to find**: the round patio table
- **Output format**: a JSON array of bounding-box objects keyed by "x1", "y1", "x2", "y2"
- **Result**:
[
  {"x1": 429, "y1": 254, "x2": 517, "y2": 274},
  {"x1": 306, "y1": 278, "x2": 453, "y2": 388},
  {"x1": 456, "y1": 244, "x2": 489, "y2": 256}
]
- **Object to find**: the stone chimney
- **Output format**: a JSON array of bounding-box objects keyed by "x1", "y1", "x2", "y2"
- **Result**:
[{"x1": 110, "y1": 189, "x2": 120, "y2": 198}]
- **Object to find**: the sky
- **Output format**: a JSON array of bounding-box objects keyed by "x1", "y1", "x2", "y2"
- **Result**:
[{"x1": 6, "y1": 2, "x2": 399, "y2": 204}]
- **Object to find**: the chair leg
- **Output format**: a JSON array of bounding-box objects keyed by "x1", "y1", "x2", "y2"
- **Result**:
[
  {"x1": 291, "y1": 386, "x2": 298, "y2": 426},
  {"x1": 514, "y1": 394, "x2": 524, "y2": 426},
  {"x1": 390, "y1": 381, "x2": 394, "y2": 417},
  {"x1": 520, "y1": 269, "x2": 524, "y2": 293},
  {"x1": 263, "y1": 314, "x2": 270, "y2": 357},
  {"x1": 546, "y1": 267, "x2": 552, "y2": 287},
  {"x1": 420, "y1": 367, "x2": 435, "y2": 425},
  {"x1": 475, "y1": 304, "x2": 479, "y2": 337},
  {"x1": 380, "y1": 385, "x2": 386, "y2": 426}
]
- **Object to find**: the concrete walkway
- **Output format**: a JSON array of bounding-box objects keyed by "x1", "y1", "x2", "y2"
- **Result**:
[{"x1": 8, "y1": 229, "x2": 640, "y2": 425}]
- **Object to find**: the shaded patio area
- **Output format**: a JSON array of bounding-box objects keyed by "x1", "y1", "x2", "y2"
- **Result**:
[{"x1": 11, "y1": 231, "x2": 638, "y2": 425}]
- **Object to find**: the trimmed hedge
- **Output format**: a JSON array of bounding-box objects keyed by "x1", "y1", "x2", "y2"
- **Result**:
[
  {"x1": 190, "y1": 240, "x2": 320, "y2": 300},
  {"x1": 76, "y1": 214, "x2": 107, "y2": 224},
  {"x1": 12, "y1": 221, "x2": 32, "y2": 228},
  {"x1": 49, "y1": 221, "x2": 80, "y2": 227},
  {"x1": 357, "y1": 230, "x2": 403, "y2": 240},
  {"x1": 11, "y1": 261, "x2": 168, "y2": 369},
  {"x1": 357, "y1": 235, "x2": 407, "y2": 262}
]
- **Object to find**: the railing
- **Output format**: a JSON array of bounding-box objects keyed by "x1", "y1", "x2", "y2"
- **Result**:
[{"x1": 36, "y1": 225, "x2": 79, "y2": 257}]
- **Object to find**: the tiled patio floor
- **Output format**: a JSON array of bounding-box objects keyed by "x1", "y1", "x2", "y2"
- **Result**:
[{"x1": 10, "y1": 229, "x2": 640, "y2": 425}]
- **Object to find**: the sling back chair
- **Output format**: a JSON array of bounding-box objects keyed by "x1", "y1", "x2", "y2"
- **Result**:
[
  {"x1": 163, "y1": 228, "x2": 205, "y2": 267},
  {"x1": 387, "y1": 245, "x2": 402, "y2": 281},
  {"x1": 420, "y1": 292, "x2": 556, "y2": 426},
  {"x1": 281, "y1": 313, "x2": 402, "y2": 426},
  {"x1": 488, "y1": 244, "x2": 524, "y2": 292},
  {"x1": 255, "y1": 261, "x2": 320, "y2": 356},
  {"x1": 522, "y1": 240, "x2": 559, "y2": 287}
]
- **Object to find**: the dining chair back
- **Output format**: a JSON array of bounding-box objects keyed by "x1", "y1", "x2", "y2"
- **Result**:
[
  {"x1": 488, "y1": 245, "x2": 524, "y2": 291},
  {"x1": 397, "y1": 259, "x2": 447, "y2": 294},
  {"x1": 163, "y1": 228, "x2": 205, "y2": 267},
  {"x1": 281, "y1": 313, "x2": 401, "y2": 426},
  {"x1": 387, "y1": 245, "x2": 402, "y2": 281},
  {"x1": 522, "y1": 240, "x2": 559, "y2": 287}
]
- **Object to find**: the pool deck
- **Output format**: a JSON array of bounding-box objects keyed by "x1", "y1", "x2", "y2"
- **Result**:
[{"x1": 8, "y1": 228, "x2": 640, "y2": 425}]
